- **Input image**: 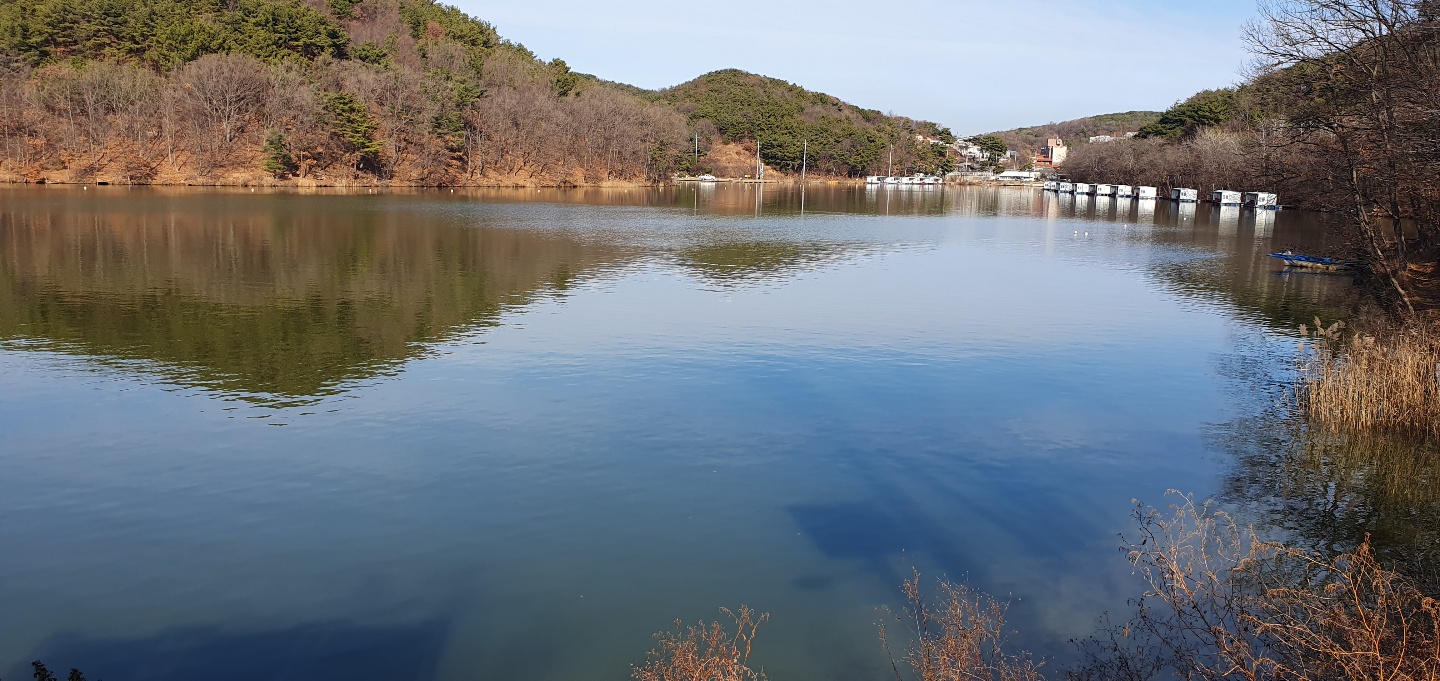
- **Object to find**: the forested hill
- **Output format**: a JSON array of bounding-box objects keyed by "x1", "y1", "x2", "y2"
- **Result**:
[
  {"x1": 656, "y1": 69, "x2": 955, "y2": 177},
  {"x1": 981, "y1": 111, "x2": 1162, "y2": 154},
  {"x1": 0, "y1": 0, "x2": 954, "y2": 185}
]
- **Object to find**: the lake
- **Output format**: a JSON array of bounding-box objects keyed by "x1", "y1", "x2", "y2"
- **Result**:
[{"x1": 0, "y1": 184, "x2": 1382, "y2": 680}]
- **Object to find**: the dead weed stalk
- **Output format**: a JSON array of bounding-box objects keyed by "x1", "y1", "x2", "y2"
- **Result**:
[
  {"x1": 632, "y1": 605, "x2": 769, "y2": 681},
  {"x1": 1093, "y1": 492, "x2": 1440, "y2": 681},
  {"x1": 882, "y1": 570, "x2": 1044, "y2": 681}
]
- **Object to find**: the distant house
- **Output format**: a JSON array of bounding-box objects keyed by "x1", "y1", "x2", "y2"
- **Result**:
[
  {"x1": 1035, "y1": 137, "x2": 1068, "y2": 168},
  {"x1": 1088, "y1": 133, "x2": 1138, "y2": 144}
]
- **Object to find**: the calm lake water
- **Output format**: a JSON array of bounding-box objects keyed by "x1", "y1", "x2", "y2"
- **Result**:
[{"x1": 0, "y1": 184, "x2": 1387, "y2": 680}]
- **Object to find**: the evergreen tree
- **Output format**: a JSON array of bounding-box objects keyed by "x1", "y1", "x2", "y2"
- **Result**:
[
  {"x1": 322, "y1": 91, "x2": 382, "y2": 170},
  {"x1": 262, "y1": 129, "x2": 295, "y2": 176}
]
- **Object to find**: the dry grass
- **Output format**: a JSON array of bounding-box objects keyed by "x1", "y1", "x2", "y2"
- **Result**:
[
  {"x1": 632, "y1": 606, "x2": 769, "y2": 681},
  {"x1": 1077, "y1": 493, "x2": 1440, "y2": 681},
  {"x1": 1299, "y1": 317, "x2": 1440, "y2": 439},
  {"x1": 881, "y1": 570, "x2": 1044, "y2": 681}
]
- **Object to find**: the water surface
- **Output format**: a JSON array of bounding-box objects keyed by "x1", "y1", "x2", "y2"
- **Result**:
[{"x1": 0, "y1": 184, "x2": 1378, "y2": 680}]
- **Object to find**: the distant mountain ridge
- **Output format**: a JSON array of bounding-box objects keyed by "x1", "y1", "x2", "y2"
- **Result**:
[{"x1": 981, "y1": 111, "x2": 1163, "y2": 153}]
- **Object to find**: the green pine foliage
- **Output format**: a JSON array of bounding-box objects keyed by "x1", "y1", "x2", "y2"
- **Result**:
[
  {"x1": 221, "y1": 0, "x2": 348, "y2": 62},
  {"x1": 657, "y1": 69, "x2": 951, "y2": 176},
  {"x1": 262, "y1": 128, "x2": 295, "y2": 176},
  {"x1": 1137, "y1": 89, "x2": 1239, "y2": 139},
  {"x1": 352, "y1": 40, "x2": 390, "y2": 65},
  {"x1": 549, "y1": 58, "x2": 579, "y2": 97},
  {"x1": 397, "y1": 0, "x2": 495, "y2": 51},
  {"x1": 322, "y1": 91, "x2": 382, "y2": 166},
  {"x1": 0, "y1": 0, "x2": 346, "y2": 67}
]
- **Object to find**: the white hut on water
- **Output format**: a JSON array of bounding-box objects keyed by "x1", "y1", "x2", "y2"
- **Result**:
[
  {"x1": 1244, "y1": 191, "x2": 1278, "y2": 209},
  {"x1": 1136, "y1": 186, "x2": 1158, "y2": 199},
  {"x1": 1213, "y1": 190, "x2": 1243, "y2": 205},
  {"x1": 1116, "y1": 185, "x2": 1135, "y2": 197},
  {"x1": 1076, "y1": 183, "x2": 1094, "y2": 195},
  {"x1": 1171, "y1": 187, "x2": 1198, "y2": 202},
  {"x1": 1095, "y1": 184, "x2": 1116, "y2": 197},
  {"x1": 1060, "y1": 182, "x2": 1075, "y2": 193}
]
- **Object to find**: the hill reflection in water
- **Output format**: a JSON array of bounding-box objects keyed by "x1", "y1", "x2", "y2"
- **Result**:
[
  {"x1": 0, "y1": 190, "x2": 632, "y2": 404},
  {"x1": 0, "y1": 185, "x2": 1362, "y2": 405}
]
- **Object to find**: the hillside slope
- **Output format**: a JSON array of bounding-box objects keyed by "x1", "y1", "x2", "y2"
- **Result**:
[
  {"x1": 982, "y1": 111, "x2": 1162, "y2": 154},
  {"x1": 656, "y1": 69, "x2": 954, "y2": 177},
  {"x1": 0, "y1": 0, "x2": 955, "y2": 185}
]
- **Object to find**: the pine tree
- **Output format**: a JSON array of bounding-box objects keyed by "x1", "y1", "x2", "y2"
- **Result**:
[{"x1": 262, "y1": 129, "x2": 295, "y2": 177}]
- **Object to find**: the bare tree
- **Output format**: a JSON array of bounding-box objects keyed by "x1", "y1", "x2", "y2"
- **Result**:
[
  {"x1": 0, "y1": 63, "x2": 39, "y2": 174},
  {"x1": 1244, "y1": 0, "x2": 1440, "y2": 310},
  {"x1": 173, "y1": 54, "x2": 271, "y2": 173}
]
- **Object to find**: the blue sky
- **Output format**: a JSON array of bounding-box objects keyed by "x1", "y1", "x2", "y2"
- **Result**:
[{"x1": 454, "y1": 0, "x2": 1259, "y2": 134}]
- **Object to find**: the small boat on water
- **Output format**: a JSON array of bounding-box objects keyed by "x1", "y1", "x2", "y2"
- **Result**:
[{"x1": 1268, "y1": 251, "x2": 1363, "y2": 273}]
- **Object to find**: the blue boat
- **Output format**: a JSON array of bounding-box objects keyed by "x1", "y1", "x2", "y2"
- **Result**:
[{"x1": 1268, "y1": 251, "x2": 1362, "y2": 272}]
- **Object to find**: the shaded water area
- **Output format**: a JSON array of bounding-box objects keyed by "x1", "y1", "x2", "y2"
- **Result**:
[{"x1": 1, "y1": 184, "x2": 1434, "y2": 680}]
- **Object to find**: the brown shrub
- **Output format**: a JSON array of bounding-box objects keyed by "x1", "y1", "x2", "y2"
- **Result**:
[
  {"x1": 1078, "y1": 493, "x2": 1440, "y2": 681},
  {"x1": 883, "y1": 571, "x2": 1044, "y2": 681},
  {"x1": 632, "y1": 605, "x2": 768, "y2": 681}
]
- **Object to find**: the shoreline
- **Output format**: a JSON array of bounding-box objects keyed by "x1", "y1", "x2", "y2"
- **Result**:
[{"x1": 0, "y1": 177, "x2": 1039, "y2": 190}]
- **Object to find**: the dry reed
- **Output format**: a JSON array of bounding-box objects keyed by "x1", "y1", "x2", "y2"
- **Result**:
[
  {"x1": 1299, "y1": 317, "x2": 1440, "y2": 439},
  {"x1": 881, "y1": 570, "x2": 1044, "y2": 681},
  {"x1": 632, "y1": 606, "x2": 768, "y2": 681}
]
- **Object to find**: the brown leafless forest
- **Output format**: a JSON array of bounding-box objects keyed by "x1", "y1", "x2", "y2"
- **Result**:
[{"x1": 0, "y1": 52, "x2": 688, "y2": 186}]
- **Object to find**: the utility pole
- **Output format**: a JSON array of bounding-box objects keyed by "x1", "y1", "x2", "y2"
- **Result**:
[
  {"x1": 756, "y1": 138, "x2": 763, "y2": 181},
  {"x1": 801, "y1": 139, "x2": 807, "y2": 184},
  {"x1": 800, "y1": 139, "x2": 808, "y2": 216}
]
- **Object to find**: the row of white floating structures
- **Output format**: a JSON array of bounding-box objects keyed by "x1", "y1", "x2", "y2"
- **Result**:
[
  {"x1": 864, "y1": 175, "x2": 945, "y2": 185},
  {"x1": 1045, "y1": 181, "x2": 1158, "y2": 199},
  {"x1": 1042, "y1": 181, "x2": 1278, "y2": 209}
]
